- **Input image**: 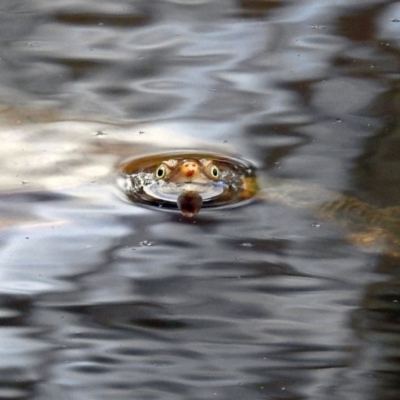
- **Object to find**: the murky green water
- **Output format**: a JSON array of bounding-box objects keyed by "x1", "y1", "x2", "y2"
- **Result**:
[{"x1": 0, "y1": 1, "x2": 400, "y2": 399}]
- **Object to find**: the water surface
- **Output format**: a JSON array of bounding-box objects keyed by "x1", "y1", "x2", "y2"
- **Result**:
[{"x1": 0, "y1": 1, "x2": 400, "y2": 399}]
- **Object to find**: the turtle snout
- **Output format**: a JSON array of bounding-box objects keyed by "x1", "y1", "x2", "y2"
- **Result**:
[{"x1": 181, "y1": 162, "x2": 199, "y2": 178}]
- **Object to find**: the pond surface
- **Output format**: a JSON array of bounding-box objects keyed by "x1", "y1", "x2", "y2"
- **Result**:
[{"x1": 1, "y1": 1, "x2": 400, "y2": 399}]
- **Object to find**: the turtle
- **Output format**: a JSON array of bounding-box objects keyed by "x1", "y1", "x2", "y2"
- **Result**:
[
  {"x1": 118, "y1": 151, "x2": 400, "y2": 256},
  {"x1": 118, "y1": 151, "x2": 258, "y2": 217}
]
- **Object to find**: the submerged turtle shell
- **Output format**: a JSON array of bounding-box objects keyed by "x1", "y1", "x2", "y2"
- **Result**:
[{"x1": 118, "y1": 151, "x2": 258, "y2": 216}]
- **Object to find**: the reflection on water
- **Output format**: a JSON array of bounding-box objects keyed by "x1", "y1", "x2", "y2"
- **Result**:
[{"x1": 0, "y1": 0, "x2": 400, "y2": 399}]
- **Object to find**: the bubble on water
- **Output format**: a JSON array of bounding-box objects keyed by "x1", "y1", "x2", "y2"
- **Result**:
[
  {"x1": 139, "y1": 240, "x2": 153, "y2": 247},
  {"x1": 311, "y1": 223, "x2": 321, "y2": 228},
  {"x1": 241, "y1": 242, "x2": 254, "y2": 247}
]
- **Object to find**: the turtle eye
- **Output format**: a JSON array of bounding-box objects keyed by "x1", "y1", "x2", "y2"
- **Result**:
[
  {"x1": 205, "y1": 163, "x2": 220, "y2": 180},
  {"x1": 154, "y1": 164, "x2": 169, "y2": 180}
]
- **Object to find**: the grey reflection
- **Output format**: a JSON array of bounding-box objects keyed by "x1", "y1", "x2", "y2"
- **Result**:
[
  {"x1": 0, "y1": 0, "x2": 397, "y2": 399},
  {"x1": 343, "y1": 256, "x2": 400, "y2": 400}
]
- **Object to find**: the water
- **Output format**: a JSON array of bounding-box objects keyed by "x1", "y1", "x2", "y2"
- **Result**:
[{"x1": 0, "y1": 1, "x2": 400, "y2": 399}]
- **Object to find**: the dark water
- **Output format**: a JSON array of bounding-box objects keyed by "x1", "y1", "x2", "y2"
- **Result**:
[{"x1": 0, "y1": 1, "x2": 400, "y2": 399}]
